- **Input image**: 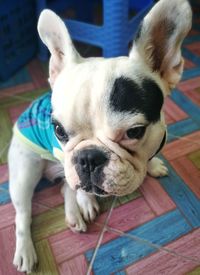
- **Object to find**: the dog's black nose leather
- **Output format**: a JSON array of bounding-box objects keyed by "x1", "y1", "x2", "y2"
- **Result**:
[{"x1": 76, "y1": 149, "x2": 108, "y2": 173}]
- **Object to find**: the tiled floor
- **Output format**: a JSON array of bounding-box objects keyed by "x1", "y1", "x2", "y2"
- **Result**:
[{"x1": 1, "y1": 3, "x2": 200, "y2": 275}]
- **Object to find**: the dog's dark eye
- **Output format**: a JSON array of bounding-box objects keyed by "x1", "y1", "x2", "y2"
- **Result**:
[
  {"x1": 126, "y1": 126, "x2": 146, "y2": 139},
  {"x1": 54, "y1": 123, "x2": 69, "y2": 143}
]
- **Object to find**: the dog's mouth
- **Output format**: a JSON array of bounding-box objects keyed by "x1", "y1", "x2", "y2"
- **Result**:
[{"x1": 78, "y1": 183, "x2": 109, "y2": 197}]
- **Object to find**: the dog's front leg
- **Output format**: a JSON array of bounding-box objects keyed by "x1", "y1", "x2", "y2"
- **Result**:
[
  {"x1": 62, "y1": 182, "x2": 87, "y2": 232},
  {"x1": 8, "y1": 137, "x2": 45, "y2": 273},
  {"x1": 62, "y1": 183, "x2": 99, "y2": 232},
  {"x1": 76, "y1": 189, "x2": 100, "y2": 224}
]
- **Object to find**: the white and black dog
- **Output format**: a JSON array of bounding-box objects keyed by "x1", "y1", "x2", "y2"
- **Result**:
[{"x1": 8, "y1": 0, "x2": 192, "y2": 273}]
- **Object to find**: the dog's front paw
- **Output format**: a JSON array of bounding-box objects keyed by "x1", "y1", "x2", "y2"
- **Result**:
[
  {"x1": 62, "y1": 183, "x2": 99, "y2": 232},
  {"x1": 76, "y1": 190, "x2": 100, "y2": 223},
  {"x1": 147, "y1": 157, "x2": 168, "y2": 178},
  {"x1": 13, "y1": 239, "x2": 37, "y2": 273},
  {"x1": 62, "y1": 183, "x2": 88, "y2": 232},
  {"x1": 65, "y1": 205, "x2": 87, "y2": 233}
]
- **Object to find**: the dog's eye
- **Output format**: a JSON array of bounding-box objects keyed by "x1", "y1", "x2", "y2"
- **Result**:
[
  {"x1": 54, "y1": 124, "x2": 69, "y2": 143},
  {"x1": 126, "y1": 126, "x2": 146, "y2": 139}
]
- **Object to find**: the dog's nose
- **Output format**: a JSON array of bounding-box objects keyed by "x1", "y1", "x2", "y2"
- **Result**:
[{"x1": 76, "y1": 149, "x2": 108, "y2": 173}]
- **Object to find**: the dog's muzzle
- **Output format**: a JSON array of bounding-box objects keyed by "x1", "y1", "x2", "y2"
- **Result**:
[{"x1": 73, "y1": 148, "x2": 109, "y2": 195}]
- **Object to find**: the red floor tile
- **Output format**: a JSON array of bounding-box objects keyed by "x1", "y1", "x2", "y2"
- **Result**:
[
  {"x1": 163, "y1": 97, "x2": 188, "y2": 124},
  {"x1": 171, "y1": 156, "x2": 200, "y2": 199},
  {"x1": 59, "y1": 254, "x2": 88, "y2": 275},
  {"x1": 8, "y1": 103, "x2": 30, "y2": 124},
  {"x1": 139, "y1": 177, "x2": 176, "y2": 216},
  {"x1": 0, "y1": 164, "x2": 8, "y2": 184},
  {"x1": 163, "y1": 131, "x2": 200, "y2": 161},
  {"x1": 0, "y1": 226, "x2": 20, "y2": 275}
]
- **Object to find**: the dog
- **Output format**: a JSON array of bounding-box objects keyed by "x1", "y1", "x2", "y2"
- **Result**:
[{"x1": 8, "y1": 0, "x2": 192, "y2": 272}]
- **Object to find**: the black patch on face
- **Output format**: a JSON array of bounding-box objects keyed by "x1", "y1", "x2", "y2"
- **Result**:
[{"x1": 110, "y1": 77, "x2": 163, "y2": 122}]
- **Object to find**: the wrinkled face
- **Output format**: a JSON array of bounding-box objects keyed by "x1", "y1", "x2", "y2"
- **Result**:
[
  {"x1": 38, "y1": 0, "x2": 192, "y2": 196},
  {"x1": 51, "y1": 57, "x2": 166, "y2": 196}
]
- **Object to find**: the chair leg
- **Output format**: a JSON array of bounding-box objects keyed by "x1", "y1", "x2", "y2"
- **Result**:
[{"x1": 102, "y1": 0, "x2": 129, "y2": 57}]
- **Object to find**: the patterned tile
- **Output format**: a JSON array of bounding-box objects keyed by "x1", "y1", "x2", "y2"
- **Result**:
[
  {"x1": 101, "y1": 197, "x2": 155, "y2": 231},
  {"x1": 58, "y1": 254, "x2": 88, "y2": 275},
  {"x1": 163, "y1": 97, "x2": 188, "y2": 125},
  {"x1": 188, "y1": 266, "x2": 200, "y2": 275},
  {"x1": 126, "y1": 228, "x2": 200, "y2": 275},
  {"x1": 188, "y1": 150, "x2": 200, "y2": 169},
  {"x1": 85, "y1": 210, "x2": 191, "y2": 274},
  {"x1": 0, "y1": 226, "x2": 21, "y2": 275},
  {"x1": 139, "y1": 177, "x2": 176, "y2": 216},
  {"x1": 32, "y1": 240, "x2": 59, "y2": 275},
  {"x1": 171, "y1": 156, "x2": 200, "y2": 198},
  {"x1": 0, "y1": 164, "x2": 8, "y2": 184},
  {"x1": 49, "y1": 223, "x2": 106, "y2": 264}
]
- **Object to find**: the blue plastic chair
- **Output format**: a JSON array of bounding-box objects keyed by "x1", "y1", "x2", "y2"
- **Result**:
[
  {"x1": 36, "y1": 0, "x2": 153, "y2": 61},
  {"x1": 0, "y1": 0, "x2": 37, "y2": 80}
]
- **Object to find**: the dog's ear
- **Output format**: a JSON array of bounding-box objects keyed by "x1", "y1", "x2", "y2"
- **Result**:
[
  {"x1": 38, "y1": 10, "x2": 80, "y2": 87},
  {"x1": 129, "y1": 0, "x2": 192, "y2": 95}
]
